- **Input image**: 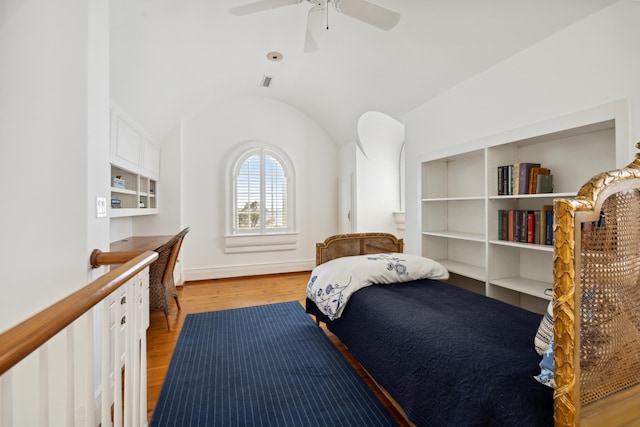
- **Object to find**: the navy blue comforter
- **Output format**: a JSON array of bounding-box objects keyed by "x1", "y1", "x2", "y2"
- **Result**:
[{"x1": 307, "y1": 279, "x2": 553, "y2": 427}]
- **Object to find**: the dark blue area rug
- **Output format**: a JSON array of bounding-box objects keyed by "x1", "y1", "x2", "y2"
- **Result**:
[{"x1": 150, "y1": 301, "x2": 398, "y2": 426}]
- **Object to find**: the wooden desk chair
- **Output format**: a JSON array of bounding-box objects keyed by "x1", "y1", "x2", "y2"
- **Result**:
[{"x1": 149, "y1": 227, "x2": 190, "y2": 330}]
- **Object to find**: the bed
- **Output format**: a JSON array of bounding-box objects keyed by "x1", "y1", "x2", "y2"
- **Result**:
[{"x1": 305, "y1": 144, "x2": 640, "y2": 427}]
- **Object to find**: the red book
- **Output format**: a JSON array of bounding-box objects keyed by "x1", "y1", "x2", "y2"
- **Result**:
[{"x1": 527, "y1": 211, "x2": 535, "y2": 243}]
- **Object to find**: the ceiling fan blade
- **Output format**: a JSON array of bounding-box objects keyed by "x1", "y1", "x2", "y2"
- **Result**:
[
  {"x1": 229, "y1": 0, "x2": 300, "y2": 16},
  {"x1": 336, "y1": 0, "x2": 400, "y2": 30},
  {"x1": 304, "y1": 8, "x2": 323, "y2": 53},
  {"x1": 304, "y1": 27, "x2": 318, "y2": 53}
]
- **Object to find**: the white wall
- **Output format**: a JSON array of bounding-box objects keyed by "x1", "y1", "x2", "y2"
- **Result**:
[
  {"x1": 355, "y1": 111, "x2": 405, "y2": 235},
  {"x1": 0, "y1": 0, "x2": 110, "y2": 332},
  {"x1": 1, "y1": 0, "x2": 111, "y2": 424},
  {"x1": 180, "y1": 96, "x2": 338, "y2": 279},
  {"x1": 404, "y1": 1, "x2": 640, "y2": 254},
  {"x1": 133, "y1": 123, "x2": 183, "y2": 236}
]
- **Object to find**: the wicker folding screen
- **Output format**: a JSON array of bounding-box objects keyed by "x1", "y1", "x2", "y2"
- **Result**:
[
  {"x1": 554, "y1": 145, "x2": 640, "y2": 427},
  {"x1": 149, "y1": 227, "x2": 190, "y2": 330}
]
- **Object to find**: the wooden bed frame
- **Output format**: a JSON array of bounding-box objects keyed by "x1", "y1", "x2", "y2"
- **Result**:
[{"x1": 312, "y1": 144, "x2": 640, "y2": 427}]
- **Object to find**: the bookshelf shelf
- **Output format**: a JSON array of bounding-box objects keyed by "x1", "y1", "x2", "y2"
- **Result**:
[
  {"x1": 422, "y1": 196, "x2": 485, "y2": 202},
  {"x1": 420, "y1": 108, "x2": 626, "y2": 313},
  {"x1": 489, "y1": 277, "x2": 552, "y2": 301},
  {"x1": 111, "y1": 187, "x2": 137, "y2": 196},
  {"x1": 488, "y1": 240, "x2": 553, "y2": 252},
  {"x1": 488, "y1": 192, "x2": 576, "y2": 200},
  {"x1": 438, "y1": 260, "x2": 486, "y2": 281},
  {"x1": 423, "y1": 231, "x2": 485, "y2": 242}
]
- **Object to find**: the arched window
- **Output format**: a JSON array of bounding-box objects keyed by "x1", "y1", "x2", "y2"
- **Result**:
[{"x1": 232, "y1": 146, "x2": 293, "y2": 235}]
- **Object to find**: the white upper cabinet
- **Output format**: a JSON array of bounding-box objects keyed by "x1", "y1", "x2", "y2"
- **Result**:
[
  {"x1": 110, "y1": 103, "x2": 160, "y2": 180},
  {"x1": 111, "y1": 108, "x2": 142, "y2": 172},
  {"x1": 142, "y1": 136, "x2": 160, "y2": 180}
]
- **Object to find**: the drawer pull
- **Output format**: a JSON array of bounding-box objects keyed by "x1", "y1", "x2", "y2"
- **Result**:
[
  {"x1": 121, "y1": 316, "x2": 126, "y2": 325},
  {"x1": 120, "y1": 296, "x2": 126, "y2": 304}
]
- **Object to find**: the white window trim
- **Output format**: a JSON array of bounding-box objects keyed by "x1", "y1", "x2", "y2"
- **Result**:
[
  {"x1": 224, "y1": 141, "x2": 296, "y2": 252},
  {"x1": 223, "y1": 232, "x2": 298, "y2": 254}
]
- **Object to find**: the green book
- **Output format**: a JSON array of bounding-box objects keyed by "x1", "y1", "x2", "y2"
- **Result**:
[{"x1": 536, "y1": 174, "x2": 553, "y2": 193}]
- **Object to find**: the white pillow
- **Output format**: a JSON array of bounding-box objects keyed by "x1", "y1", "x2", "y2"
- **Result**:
[
  {"x1": 306, "y1": 252, "x2": 449, "y2": 320},
  {"x1": 535, "y1": 300, "x2": 553, "y2": 355}
]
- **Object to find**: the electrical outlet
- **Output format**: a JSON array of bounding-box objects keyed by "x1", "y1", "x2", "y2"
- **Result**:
[{"x1": 96, "y1": 196, "x2": 107, "y2": 218}]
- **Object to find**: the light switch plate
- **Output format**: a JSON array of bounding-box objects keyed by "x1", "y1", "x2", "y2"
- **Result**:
[{"x1": 96, "y1": 196, "x2": 107, "y2": 218}]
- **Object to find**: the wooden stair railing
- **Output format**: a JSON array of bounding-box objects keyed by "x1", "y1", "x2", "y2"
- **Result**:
[
  {"x1": 90, "y1": 248, "x2": 147, "y2": 269},
  {"x1": 0, "y1": 250, "x2": 157, "y2": 376}
]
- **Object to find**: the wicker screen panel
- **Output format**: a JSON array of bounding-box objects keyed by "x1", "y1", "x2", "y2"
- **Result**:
[
  {"x1": 318, "y1": 238, "x2": 362, "y2": 264},
  {"x1": 316, "y1": 233, "x2": 404, "y2": 265},
  {"x1": 580, "y1": 190, "x2": 640, "y2": 405},
  {"x1": 362, "y1": 237, "x2": 405, "y2": 254}
]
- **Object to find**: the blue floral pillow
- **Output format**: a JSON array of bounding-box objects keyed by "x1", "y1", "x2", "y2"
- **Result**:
[
  {"x1": 534, "y1": 336, "x2": 555, "y2": 388},
  {"x1": 306, "y1": 253, "x2": 449, "y2": 320}
]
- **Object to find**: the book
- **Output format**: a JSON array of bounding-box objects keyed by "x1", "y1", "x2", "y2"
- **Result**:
[
  {"x1": 498, "y1": 210, "x2": 504, "y2": 239},
  {"x1": 519, "y1": 210, "x2": 528, "y2": 243},
  {"x1": 534, "y1": 210, "x2": 541, "y2": 244},
  {"x1": 508, "y1": 210, "x2": 515, "y2": 241},
  {"x1": 497, "y1": 167, "x2": 504, "y2": 195},
  {"x1": 518, "y1": 163, "x2": 541, "y2": 195},
  {"x1": 527, "y1": 211, "x2": 535, "y2": 243},
  {"x1": 512, "y1": 163, "x2": 520, "y2": 195},
  {"x1": 537, "y1": 174, "x2": 554, "y2": 193},
  {"x1": 540, "y1": 205, "x2": 553, "y2": 245},
  {"x1": 529, "y1": 167, "x2": 550, "y2": 194},
  {"x1": 545, "y1": 209, "x2": 554, "y2": 245},
  {"x1": 502, "y1": 210, "x2": 508, "y2": 240}
]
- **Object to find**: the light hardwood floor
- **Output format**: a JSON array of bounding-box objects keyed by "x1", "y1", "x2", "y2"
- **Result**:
[{"x1": 146, "y1": 271, "x2": 410, "y2": 426}]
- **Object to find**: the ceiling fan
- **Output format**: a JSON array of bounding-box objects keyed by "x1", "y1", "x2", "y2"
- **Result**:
[{"x1": 229, "y1": 0, "x2": 401, "y2": 53}]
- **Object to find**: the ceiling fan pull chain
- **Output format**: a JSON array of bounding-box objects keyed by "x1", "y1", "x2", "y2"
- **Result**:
[{"x1": 326, "y1": 0, "x2": 330, "y2": 29}]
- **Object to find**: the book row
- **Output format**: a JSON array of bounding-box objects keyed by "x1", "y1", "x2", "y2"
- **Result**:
[
  {"x1": 497, "y1": 207, "x2": 554, "y2": 245},
  {"x1": 497, "y1": 162, "x2": 553, "y2": 195}
]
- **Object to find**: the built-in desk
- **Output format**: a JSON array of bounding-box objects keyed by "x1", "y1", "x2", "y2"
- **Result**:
[
  {"x1": 110, "y1": 235, "x2": 174, "y2": 252},
  {"x1": 91, "y1": 235, "x2": 173, "y2": 268}
]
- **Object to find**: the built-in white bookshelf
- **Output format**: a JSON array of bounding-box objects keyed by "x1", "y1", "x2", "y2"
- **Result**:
[
  {"x1": 110, "y1": 165, "x2": 158, "y2": 217},
  {"x1": 420, "y1": 101, "x2": 630, "y2": 313}
]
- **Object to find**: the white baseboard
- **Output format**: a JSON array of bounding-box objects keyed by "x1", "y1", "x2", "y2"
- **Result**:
[{"x1": 184, "y1": 260, "x2": 315, "y2": 281}]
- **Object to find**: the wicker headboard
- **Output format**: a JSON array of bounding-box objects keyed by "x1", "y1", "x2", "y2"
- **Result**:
[
  {"x1": 315, "y1": 233, "x2": 404, "y2": 266},
  {"x1": 554, "y1": 142, "x2": 640, "y2": 427}
]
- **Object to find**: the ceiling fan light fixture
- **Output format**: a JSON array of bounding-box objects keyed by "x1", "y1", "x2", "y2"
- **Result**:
[
  {"x1": 232, "y1": 0, "x2": 401, "y2": 52},
  {"x1": 266, "y1": 51, "x2": 283, "y2": 61}
]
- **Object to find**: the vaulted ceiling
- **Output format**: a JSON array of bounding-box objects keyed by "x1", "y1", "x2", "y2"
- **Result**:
[{"x1": 110, "y1": 0, "x2": 617, "y2": 145}]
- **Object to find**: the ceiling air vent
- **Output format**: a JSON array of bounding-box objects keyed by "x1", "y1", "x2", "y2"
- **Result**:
[{"x1": 261, "y1": 75, "x2": 273, "y2": 88}]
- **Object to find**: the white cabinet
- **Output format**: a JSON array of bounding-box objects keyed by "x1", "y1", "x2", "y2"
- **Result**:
[
  {"x1": 108, "y1": 268, "x2": 149, "y2": 370},
  {"x1": 109, "y1": 103, "x2": 160, "y2": 217},
  {"x1": 111, "y1": 109, "x2": 143, "y2": 173},
  {"x1": 142, "y1": 136, "x2": 160, "y2": 180},
  {"x1": 110, "y1": 105, "x2": 160, "y2": 179},
  {"x1": 421, "y1": 106, "x2": 628, "y2": 313}
]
